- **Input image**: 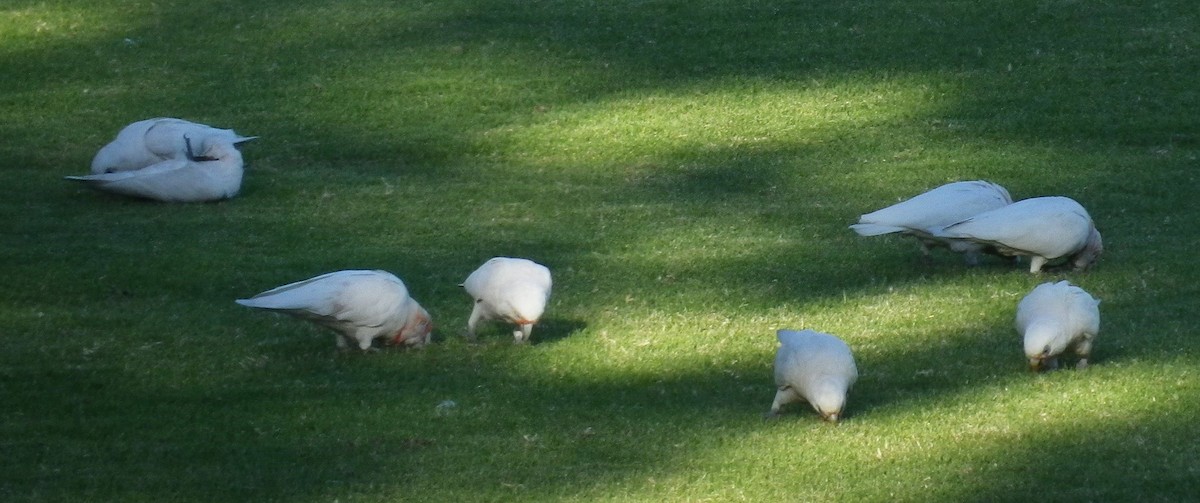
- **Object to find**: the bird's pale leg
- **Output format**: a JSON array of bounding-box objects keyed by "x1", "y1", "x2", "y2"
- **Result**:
[
  {"x1": 466, "y1": 306, "x2": 482, "y2": 342},
  {"x1": 514, "y1": 323, "x2": 533, "y2": 344},
  {"x1": 963, "y1": 250, "x2": 981, "y2": 267},
  {"x1": 352, "y1": 330, "x2": 379, "y2": 351},
  {"x1": 765, "y1": 387, "x2": 799, "y2": 420},
  {"x1": 1074, "y1": 337, "x2": 1094, "y2": 370},
  {"x1": 917, "y1": 241, "x2": 935, "y2": 265},
  {"x1": 1029, "y1": 256, "x2": 1048, "y2": 273},
  {"x1": 1046, "y1": 357, "x2": 1059, "y2": 371}
]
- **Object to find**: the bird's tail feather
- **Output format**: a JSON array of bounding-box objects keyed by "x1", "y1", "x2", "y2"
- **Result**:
[{"x1": 849, "y1": 223, "x2": 905, "y2": 236}]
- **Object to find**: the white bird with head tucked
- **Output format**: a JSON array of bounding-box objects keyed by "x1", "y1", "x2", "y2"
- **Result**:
[
  {"x1": 67, "y1": 137, "x2": 244, "y2": 202},
  {"x1": 1016, "y1": 280, "x2": 1100, "y2": 372},
  {"x1": 90, "y1": 117, "x2": 257, "y2": 174},
  {"x1": 236, "y1": 270, "x2": 432, "y2": 351},
  {"x1": 850, "y1": 180, "x2": 1013, "y2": 265},
  {"x1": 462, "y1": 257, "x2": 552, "y2": 344},
  {"x1": 930, "y1": 196, "x2": 1103, "y2": 273},
  {"x1": 767, "y1": 329, "x2": 859, "y2": 422}
]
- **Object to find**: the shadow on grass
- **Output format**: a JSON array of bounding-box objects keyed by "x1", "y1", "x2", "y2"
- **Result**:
[
  {"x1": 934, "y1": 413, "x2": 1200, "y2": 500},
  {"x1": 1, "y1": 291, "x2": 1195, "y2": 501},
  {"x1": 6, "y1": 0, "x2": 1194, "y2": 169},
  {"x1": 434, "y1": 317, "x2": 587, "y2": 346},
  {"x1": 527, "y1": 317, "x2": 588, "y2": 346}
]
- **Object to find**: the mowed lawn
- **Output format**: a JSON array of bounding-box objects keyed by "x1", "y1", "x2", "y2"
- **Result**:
[{"x1": 2, "y1": 0, "x2": 1198, "y2": 501}]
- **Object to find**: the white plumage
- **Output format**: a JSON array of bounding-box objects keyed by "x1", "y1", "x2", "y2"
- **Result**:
[
  {"x1": 67, "y1": 139, "x2": 244, "y2": 202},
  {"x1": 851, "y1": 180, "x2": 1013, "y2": 264},
  {"x1": 462, "y1": 257, "x2": 552, "y2": 344},
  {"x1": 1016, "y1": 280, "x2": 1101, "y2": 371},
  {"x1": 768, "y1": 329, "x2": 859, "y2": 422},
  {"x1": 931, "y1": 196, "x2": 1104, "y2": 273},
  {"x1": 236, "y1": 270, "x2": 432, "y2": 350},
  {"x1": 90, "y1": 117, "x2": 257, "y2": 174}
]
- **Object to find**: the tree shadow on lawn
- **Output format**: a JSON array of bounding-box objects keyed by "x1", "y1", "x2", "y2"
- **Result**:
[
  {"x1": 911, "y1": 411, "x2": 1200, "y2": 501},
  {"x1": 9, "y1": 0, "x2": 1192, "y2": 172},
  {"x1": 275, "y1": 0, "x2": 1195, "y2": 160},
  {"x1": 2, "y1": 282, "x2": 1192, "y2": 501}
]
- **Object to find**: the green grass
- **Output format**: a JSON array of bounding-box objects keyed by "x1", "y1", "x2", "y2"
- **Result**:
[{"x1": 2, "y1": 0, "x2": 1199, "y2": 501}]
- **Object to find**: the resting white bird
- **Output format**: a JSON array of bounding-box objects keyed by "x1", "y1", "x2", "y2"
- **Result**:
[
  {"x1": 1016, "y1": 280, "x2": 1101, "y2": 371},
  {"x1": 91, "y1": 117, "x2": 257, "y2": 174},
  {"x1": 850, "y1": 180, "x2": 1013, "y2": 264},
  {"x1": 930, "y1": 196, "x2": 1103, "y2": 273},
  {"x1": 236, "y1": 270, "x2": 432, "y2": 350},
  {"x1": 461, "y1": 257, "x2": 552, "y2": 344},
  {"x1": 767, "y1": 329, "x2": 859, "y2": 422},
  {"x1": 66, "y1": 137, "x2": 244, "y2": 202}
]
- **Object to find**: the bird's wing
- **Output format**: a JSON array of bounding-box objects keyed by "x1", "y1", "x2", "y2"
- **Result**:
[
  {"x1": 1016, "y1": 282, "x2": 1057, "y2": 331},
  {"x1": 853, "y1": 181, "x2": 1012, "y2": 235},
  {"x1": 144, "y1": 119, "x2": 256, "y2": 158},
  {"x1": 237, "y1": 271, "x2": 406, "y2": 329},
  {"x1": 938, "y1": 199, "x2": 1091, "y2": 258},
  {"x1": 67, "y1": 158, "x2": 224, "y2": 202},
  {"x1": 1065, "y1": 285, "x2": 1101, "y2": 336}
]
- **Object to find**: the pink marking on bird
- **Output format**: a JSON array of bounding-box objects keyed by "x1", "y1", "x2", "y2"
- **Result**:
[{"x1": 391, "y1": 312, "x2": 432, "y2": 346}]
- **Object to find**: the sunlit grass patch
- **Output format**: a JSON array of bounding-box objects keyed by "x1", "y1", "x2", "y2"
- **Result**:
[{"x1": 490, "y1": 75, "x2": 961, "y2": 166}]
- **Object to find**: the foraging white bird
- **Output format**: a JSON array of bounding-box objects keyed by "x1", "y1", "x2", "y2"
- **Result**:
[
  {"x1": 1016, "y1": 280, "x2": 1101, "y2": 371},
  {"x1": 66, "y1": 137, "x2": 244, "y2": 202},
  {"x1": 90, "y1": 117, "x2": 257, "y2": 174},
  {"x1": 851, "y1": 180, "x2": 1013, "y2": 264},
  {"x1": 236, "y1": 270, "x2": 432, "y2": 350},
  {"x1": 767, "y1": 329, "x2": 859, "y2": 422},
  {"x1": 930, "y1": 196, "x2": 1103, "y2": 273},
  {"x1": 462, "y1": 257, "x2": 552, "y2": 344}
]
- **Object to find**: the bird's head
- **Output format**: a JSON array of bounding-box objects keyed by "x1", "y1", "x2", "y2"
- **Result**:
[
  {"x1": 89, "y1": 144, "x2": 126, "y2": 174},
  {"x1": 1072, "y1": 227, "x2": 1104, "y2": 271},
  {"x1": 811, "y1": 378, "x2": 850, "y2": 423},
  {"x1": 392, "y1": 305, "x2": 433, "y2": 347},
  {"x1": 1024, "y1": 320, "x2": 1066, "y2": 372},
  {"x1": 1027, "y1": 345, "x2": 1053, "y2": 372}
]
